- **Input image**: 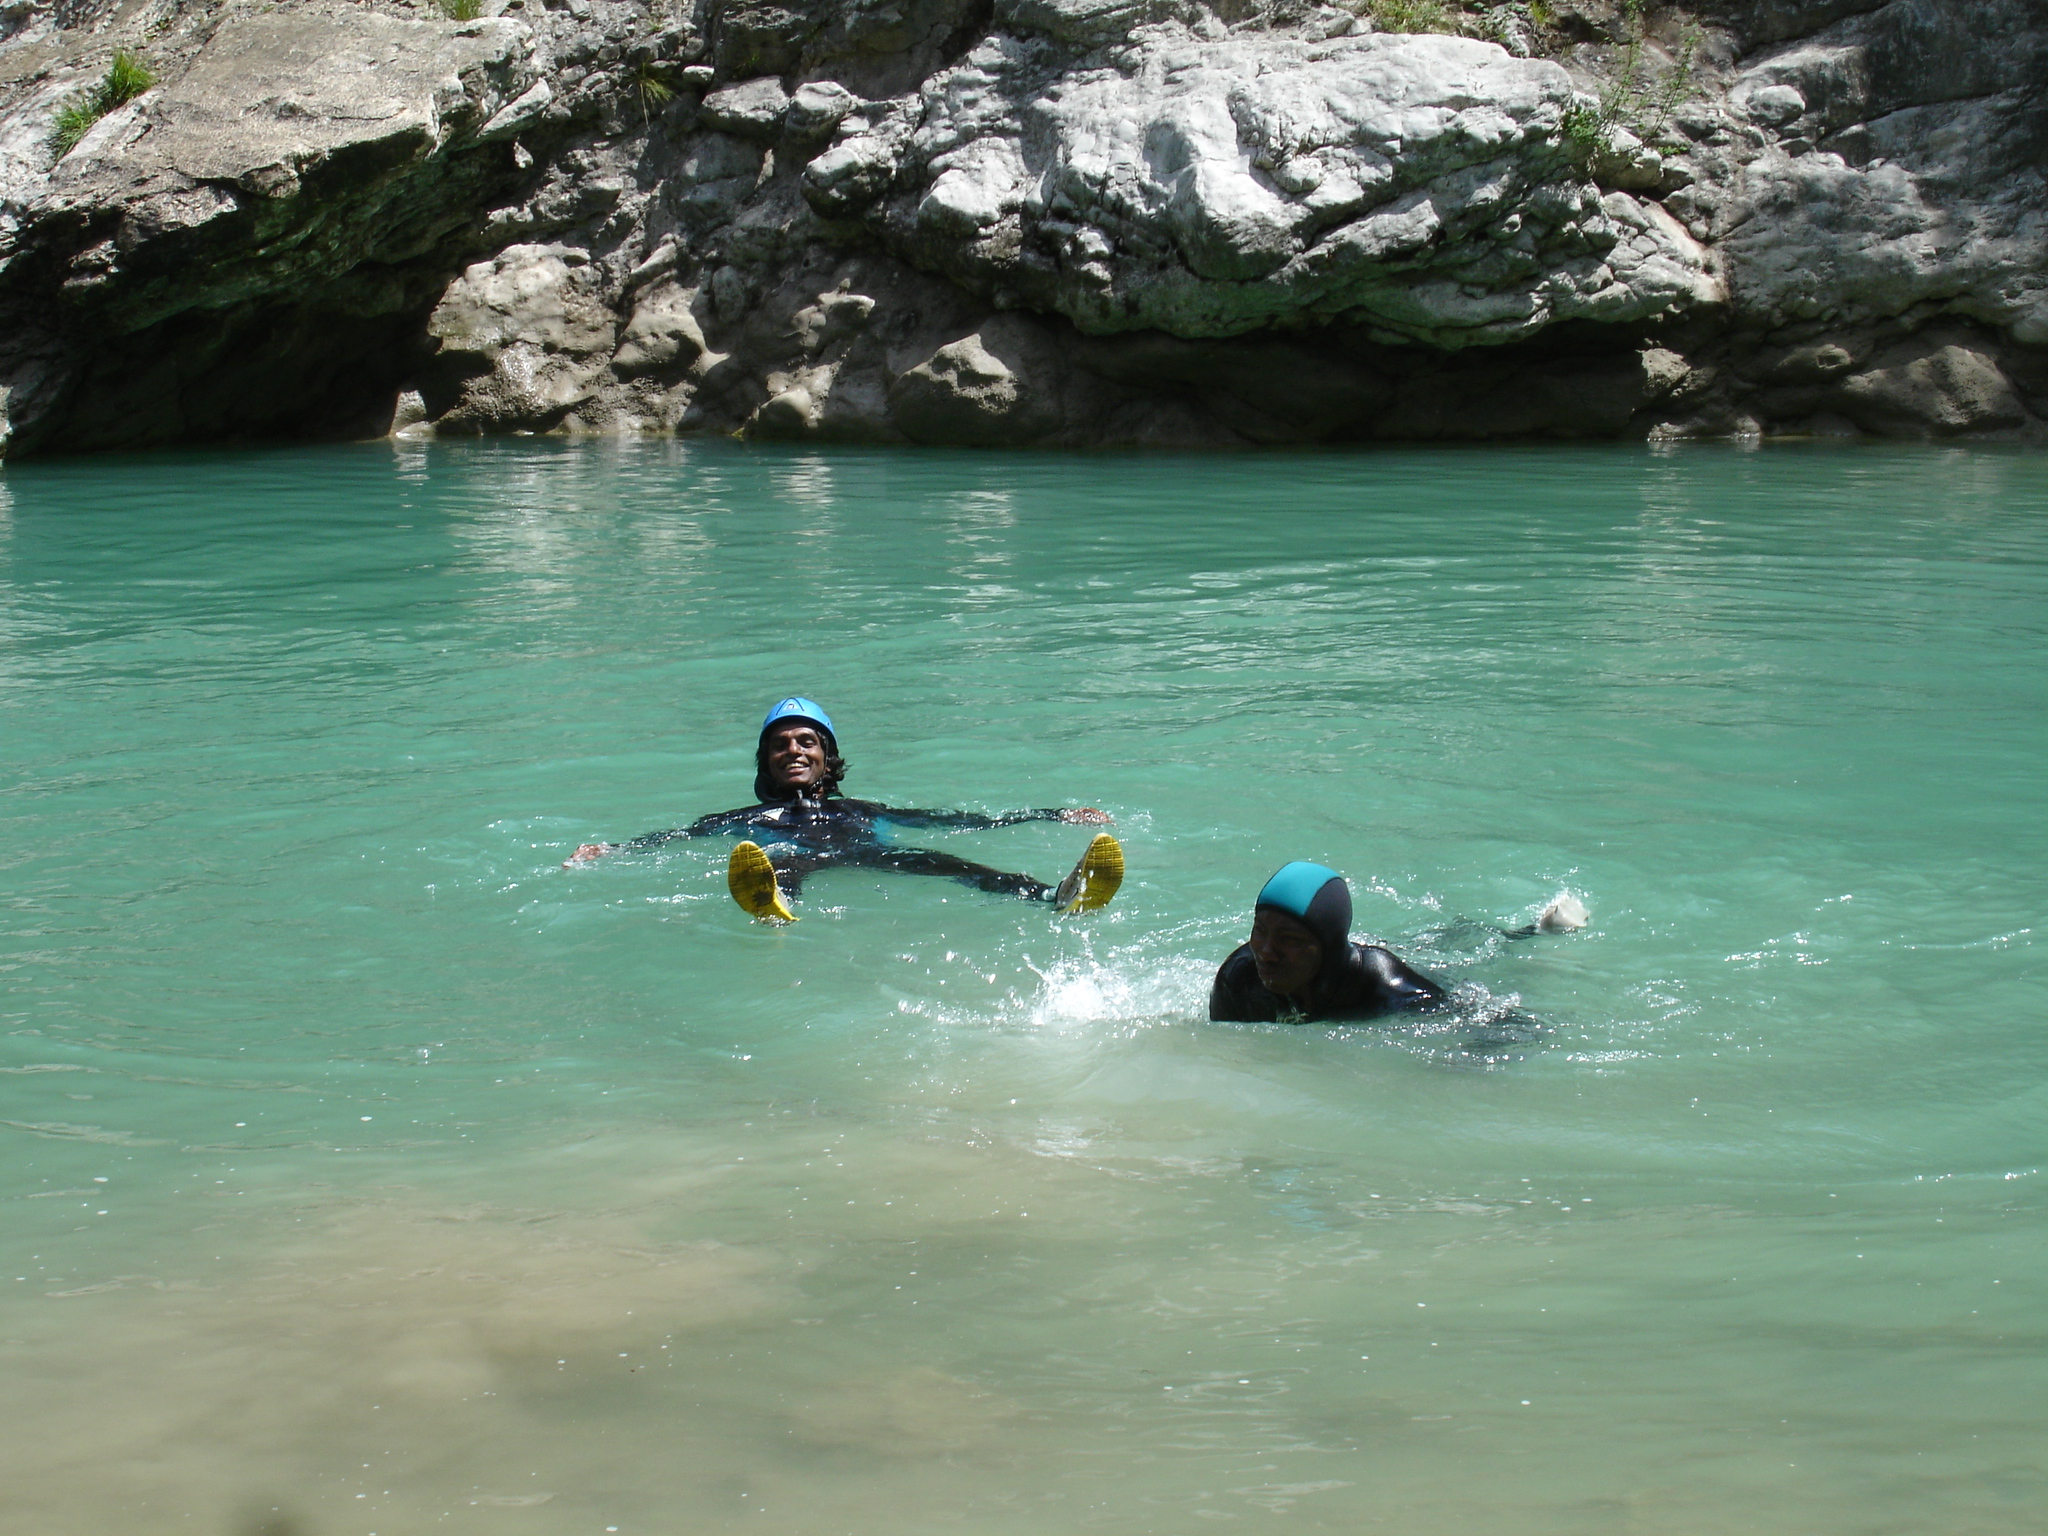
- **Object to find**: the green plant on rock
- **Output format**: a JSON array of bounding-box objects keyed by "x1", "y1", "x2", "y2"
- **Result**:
[
  {"x1": 1562, "y1": 6, "x2": 1701, "y2": 162},
  {"x1": 632, "y1": 61, "x2": 677, "y2": 121},
  {"x1": 1561, "y1": 97, "x2": 1605, "y2": 154},
  {"x1": 1360, "y1": 0, "x2": 1472, "y2": 35},
  {"x1": 47, "y1": 50, "x2": 155, "y2": 158},
  {"x1": 434, "y1": 0, "x2": 484, "y2": 20},
  {"x1": 1641, "y1": 26, "x2": 1702, "y2": 140},
  {"x1": 101, "y1": 49, "x2": 153, "y2": 104}
]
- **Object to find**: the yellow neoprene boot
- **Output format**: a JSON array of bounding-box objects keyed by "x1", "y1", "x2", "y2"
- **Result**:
[
  {"x1": 1052, "y1": 832, "x2": 1124, "y2": 916},
  {"x1": 727, "y1": 841, "x2": 797, "y2": 923}
]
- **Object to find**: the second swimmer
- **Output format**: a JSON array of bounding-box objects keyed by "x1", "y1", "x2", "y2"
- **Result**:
[{"x1": 1210, "y1": 860, "x2": 1587, "y2": 1027}]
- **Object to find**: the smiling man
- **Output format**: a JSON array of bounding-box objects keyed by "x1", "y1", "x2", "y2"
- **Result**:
[{"x1": 568, "y1": 697, "x2": 1123, "y2": 922}]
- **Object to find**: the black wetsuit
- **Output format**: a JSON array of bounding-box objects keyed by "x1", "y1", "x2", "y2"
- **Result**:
[
  {"x1": 625, "y1": 794, "x2": 1073, "y2": 899},
  {"x1": 1208, "y1": 940, "x2": 1448, "y2": 1024}
]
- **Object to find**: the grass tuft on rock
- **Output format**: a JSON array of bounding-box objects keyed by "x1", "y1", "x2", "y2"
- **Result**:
[
  {"x1": 47, "y1": 50, "x2": 155, "y2": 158},
  {"x1": 1352, "y1": 0, "x2": 1528, "y2": 47},
  {"x1": 1361, "y1": 0, "x2": 1468, "y2": 33},
  {"x1": 633, "y1": 62, "x2": 677, "y2": 120},
  {"x1": 1561, "y1": 2, "x2": 1702, "y2": 162},
  {"x1": 435, "y1": 0, "x2": 484, "y2": 19}
]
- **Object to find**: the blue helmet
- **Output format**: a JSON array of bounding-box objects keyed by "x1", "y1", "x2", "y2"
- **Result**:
[
  {"x1": 1256, "y1": 861, "x2": 1353, "y2": 977},
  {"x1": 761, "y1": 697, "x2": 834, "y2": 737}
]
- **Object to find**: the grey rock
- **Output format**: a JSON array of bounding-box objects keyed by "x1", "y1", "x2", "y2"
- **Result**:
[
  {"x1": 785, "y1": 80, "x2": 860, "y2": 141},
  {"x1": 671, "y1": 133, "x2": 769, "y2": 234},
  {"x1": 809, "y1": 364, "x2": 901, "y2": 441},
  {"x1": 1640, "y1": 346, "x2": 1692, "y2": 400},
  {"x1": 1767, "y1": 340, "x2": 1861, "y2": 382},
  {"x1": 390, "y1": 388, "x2": 432, "y2": 437},
  {"x1": 427, "y1": 243, "x2": 616, "y2": 429},
  {"x1": 887, "y1": 316, "x2": 1066, "y2": 445},
  {"x1": 430, "y1": 244, "x2": 613, "y2": 358},
  {"x1": 790, "y1": 289, "x2": 879, "y2": 354},
  {"x1": 1586, "y1": 126, "x2": 1664, "y2": 192},
  {"x1": 480, "y1": 79, "x2": 555, "y2": 142},
  {"x1": 801, "y1": 119, "x2": 910, "y2": 218},
  {"x1": 824, "y1": 29, "x2": 1718, "y2": 346},
  {"x1": 700, "y1": 77, "x2": 791, "y2": 139},
  {"x1": 751, "y1": 384, "x2": 819, "y2": 435},
  {"x1": 1715, "y1": 0, "x2": 2048, "y2": 344},
  {"x1": 57, "y1": 16, "x2": 527, "y2": 301},
  {"x1": 1838, "y1": 341, "x2": 2026, "y2": 437},
  {"x1": 994, "y1": 0, "x2": 1192, "y2": 48},
  {"x1": 52, "y1": 10, "x2": 537, "y2": 192},
  {"x1": 1736, "y1": 82, "x2": 1806, "y2": 126},
  {"x1": 613, "y1": 281, "x2": 708, "y2": 377},
  {"x1": 1485, "y1": 5, "x2": 1539, "y2": 59},
  {"x1": 709, "y1": 264, "x2": 751, "y2": 322}
]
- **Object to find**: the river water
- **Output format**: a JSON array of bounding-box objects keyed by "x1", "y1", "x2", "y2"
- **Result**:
[{"x1": 2, "y1": 439, "x2": 2043, "y2": 1536}]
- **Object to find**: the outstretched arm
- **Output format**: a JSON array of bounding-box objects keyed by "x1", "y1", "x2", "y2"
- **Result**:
[
  {"x1": 564, "y1": 807, "x2": 762, "y2": 864},
  {"x1": 874, "y1": 805, "x2": 1111, "y2": 830}
]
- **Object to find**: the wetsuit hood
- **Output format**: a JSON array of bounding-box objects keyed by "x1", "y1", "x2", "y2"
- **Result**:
[
  {"x1": 755, "y1": 697, "x2": 840, "y2": 802},
  {"x1": 1255, "y1": 861, "x2": 1353, "y2": 986}
]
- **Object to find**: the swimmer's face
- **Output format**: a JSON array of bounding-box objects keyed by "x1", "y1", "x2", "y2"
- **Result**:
[
  {"x1": 1249, "y1": 907, "x2": 1321, "y2": 999},
  {"x1": 765, "y1": 722, "x2": 828, "y2": 791}
]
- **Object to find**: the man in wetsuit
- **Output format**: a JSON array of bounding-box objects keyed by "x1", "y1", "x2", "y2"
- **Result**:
[
  {"x1": 1210, "y1": 862, "x2": 1590, "y2": 1026},
  {"x1": 567, "y1": 698, "x2": 1123, "y2": 921},
  {"x1": 1209, "y1": 861, "x2": 1448, "y2": 1024}
]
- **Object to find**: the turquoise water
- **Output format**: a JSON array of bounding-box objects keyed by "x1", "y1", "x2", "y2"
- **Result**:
[{"x1": 2, "y1": 440, "x2": 2044, "y2": 1536}]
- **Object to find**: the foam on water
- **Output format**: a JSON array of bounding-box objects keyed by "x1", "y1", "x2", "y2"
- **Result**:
[{"x1": 2, "y1": 439, "x2": 2045, "y2": 1535}]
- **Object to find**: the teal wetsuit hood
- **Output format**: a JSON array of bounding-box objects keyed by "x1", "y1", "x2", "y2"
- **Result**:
[
  {"x1": 755, "y1": 697, "x2": 840, "y2": 801},
  {"x1": 1256, "y1": 861, "x2": 1353, "y2": 984}
]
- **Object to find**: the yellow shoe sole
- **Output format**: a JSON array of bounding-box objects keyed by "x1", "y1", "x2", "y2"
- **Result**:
[
  {"x1": 1052, "y1": 832, "x2": 1124, "y2": 916},
  {"x1": 728, "y1": 841, "x2": 796, "y2": 923}
]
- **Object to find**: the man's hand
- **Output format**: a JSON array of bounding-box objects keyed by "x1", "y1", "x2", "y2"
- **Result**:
[
  {"x1": 1059, "y1": 807, "x2": 1112, "y2": 825},
  {"x1": 563, "y1": 843, "x2": 613, "y2": 866}
]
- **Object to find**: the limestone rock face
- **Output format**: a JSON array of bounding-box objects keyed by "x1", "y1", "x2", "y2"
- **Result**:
[
  {"x1": 814, "y1": 29, "x2": 1716, "y2": 346},
  {"x1": 888, "y1": 316, "x2": 1069, "y2": 444},
  {"x1": 1703, "y1": 0, "x2": 2048, "y2": 341},
  {"x1": 1838, "y1": 342, "x2": 2027, "y2": 437},
  {"x1": 0, "y1": 2, "x2": 547, "y2": 452},
  {"x1": 1, "y1": 0, "x2": 2044, "y2": 453},
  {"x1": 700, "y1": 76, "x2": 790, "y2": 139},
  {"x1": 612, "y1": 283, "x2": 710, "y2": 377},
  {"x1": 426, "y1": 243, "x2": 617, "y2": 429}
]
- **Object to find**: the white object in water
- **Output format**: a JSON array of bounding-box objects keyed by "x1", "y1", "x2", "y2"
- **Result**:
[{"x1": 1537, "y1": 894, "x2": 1590, "y2": 932}]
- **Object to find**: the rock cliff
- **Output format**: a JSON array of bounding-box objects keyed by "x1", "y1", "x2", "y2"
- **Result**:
[{"x1": 0, "y1": 0, "x2": 2042, "y2": 453}]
